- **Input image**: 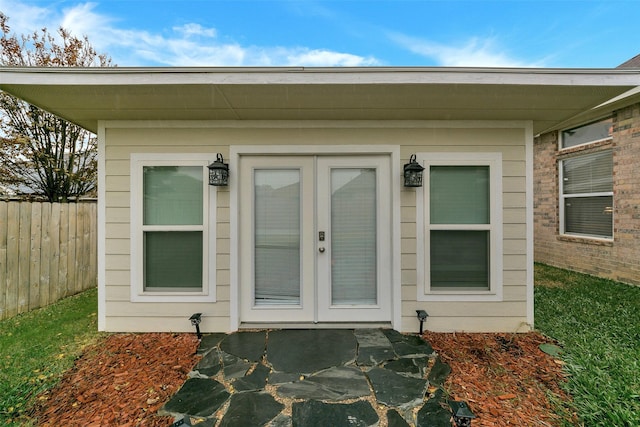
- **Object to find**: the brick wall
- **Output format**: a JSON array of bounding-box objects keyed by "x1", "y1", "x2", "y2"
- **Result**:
[{"x1": 534, "y1": 102, "x2": 640, "y2": 286}]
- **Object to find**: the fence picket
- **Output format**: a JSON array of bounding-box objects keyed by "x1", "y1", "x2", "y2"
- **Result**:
[
  {"x1": 0, "y1": 201, "x2": 97, "y2": 320},
  {"x1": 0, "y1": 203, "x2": 7, "y2": 319},
  {"x1": 5, "y1": 203, "x2": 20, "y2": 318},
  {"x1": 29, "y1": 203, "x2": 42, "y2": 311},
  {"x1": 18, "y1": 202, "x2": 31, "y2": 314}
]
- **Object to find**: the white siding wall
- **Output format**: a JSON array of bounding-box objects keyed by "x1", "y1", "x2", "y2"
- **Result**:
[{"x1": 101, "y1": 121, "x2": 530, "y2": 333}]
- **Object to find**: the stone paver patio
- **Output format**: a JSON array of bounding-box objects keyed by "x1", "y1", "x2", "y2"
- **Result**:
[{"x1": 160, "y1": 329, "x2": 453, "y2": 427}]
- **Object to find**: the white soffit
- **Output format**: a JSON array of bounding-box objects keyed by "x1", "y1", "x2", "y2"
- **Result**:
[{"x1": 1, "y1": 66, "x2": 639, "y2": 134}]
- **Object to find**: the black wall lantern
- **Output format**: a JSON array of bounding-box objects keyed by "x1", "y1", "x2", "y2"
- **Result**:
[
  {"x1": 404, "y1": 154, "x2": 425, "y2": 187},
  {"x1": 208, "y1": 153, "x2": 229, "y2": 186}
]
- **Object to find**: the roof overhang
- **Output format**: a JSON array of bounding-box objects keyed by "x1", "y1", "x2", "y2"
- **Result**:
[
  {"x1": 545, "y1": 86, "x2": 640, "y2": 132},
  {"x1": 1, "y1": 66, "x2": 639, "y2": 134}
]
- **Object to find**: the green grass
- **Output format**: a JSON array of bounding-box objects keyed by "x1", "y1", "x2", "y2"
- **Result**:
[
  {"x1": 0, "y1": 288, "x2": 104, "y2": 426},
  {"x1": 535, "y1": 263, "x2": 640, "y2": 427}
]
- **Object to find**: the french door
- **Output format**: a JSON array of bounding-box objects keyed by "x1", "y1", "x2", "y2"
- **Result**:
[{"x1": 239, "y1": 155, "x2": 392, "y2": 324}]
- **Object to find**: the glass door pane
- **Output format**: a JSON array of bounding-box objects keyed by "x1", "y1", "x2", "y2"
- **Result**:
[
  {"x1": 330, "y1": 168, "x2": 377, "y2": 305},
  {"x1": 254, "y1": 170, "x2": 301, "y2": 305}
]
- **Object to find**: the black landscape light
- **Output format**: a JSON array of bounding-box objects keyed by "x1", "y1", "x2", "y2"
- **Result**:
[
  {"x1": 189, "y1": 313, "x2": 203, "y2": 339},
  {"x1": 404, "y1": 154, "x2": 425, "y2": 187},
  {"x1": 449, "y1": 400, "x2": 476, "y2": 427},
  {"x1": 208, "y1": 153, "x2": 229, "y2": 186},
  {"x1": 416, "y1": 309, "x2": 429, "y2": 334}
]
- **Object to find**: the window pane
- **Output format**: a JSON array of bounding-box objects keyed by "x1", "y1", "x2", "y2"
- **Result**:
[
  {"x1": 254, "y1": 170, "x2": 301, "y2": 305},
  {"x1": 562, "y1": 117, "x2": 612, "y2": 148},
  {"x1": 331, "y1": 169, "x2": 377, "y2": 305},
  {"x1": 144, "y1": 166, "x2": 203, "y2": 225},
  {"x1": 562, "y1": 151, "x2": 612, "y2": 194},
  {"x1": 431, "y1": 230, "x2": 489, "y2": 290},
  {"x1": 430, "y1": 166, "x2": 489, "y2": 224},
  {"x1": 144, "y1": 231, "x2": 203, "y2": 290},
  {"x1": 565, "y1": 196, "x2": 613, "y2": 238}
]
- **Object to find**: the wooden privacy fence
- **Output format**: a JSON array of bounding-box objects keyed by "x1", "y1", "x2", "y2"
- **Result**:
[{"x1": 0, "y1": 200, "x2": 97, "y2": 320}]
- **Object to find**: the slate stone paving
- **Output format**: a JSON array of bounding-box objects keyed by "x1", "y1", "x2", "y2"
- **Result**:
[{"x1": 160, "y1": 329, "x2": 454, "y2": 426}]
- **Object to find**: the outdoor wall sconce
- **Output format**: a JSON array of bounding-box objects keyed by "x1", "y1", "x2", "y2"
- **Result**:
[
  {"x1": 404, "y1": 154, "x2": 425, "y2": 187},
  {"x1": 189, "y1": 313, "x2": 203, "y2": 340},
  {"x1": 416, "y1": 309, "x2": 429, "y2": 334},
  {"x1": 449, "y1": 400, "x2": 476, "y2": 427},
  {"x1": 208, "y1": 153, "x2": 229, "y2": 186}
]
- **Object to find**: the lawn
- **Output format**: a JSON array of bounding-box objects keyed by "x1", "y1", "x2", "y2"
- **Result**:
[
  {"x1": 2, "y1": 266, "x2": 638, "y2": 426},
  {"x1": 0, "y1": 288, "x2": 104, "y2": 426},
  {"x1": 535, "y1": 263, "x2": 640, "y2": 427}
]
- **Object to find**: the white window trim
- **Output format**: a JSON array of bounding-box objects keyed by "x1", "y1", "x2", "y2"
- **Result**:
[
  {"x1": 130, "y1": 153, "x2": 217, "y2": 302},
  {"x1": 416, "y1": 152, "x2": 503, "y2": 302},
  {"x1": 558, "y1": 153, "x2": 614, "y2": 241}
]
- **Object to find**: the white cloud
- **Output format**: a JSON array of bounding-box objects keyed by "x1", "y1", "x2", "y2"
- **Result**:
[
  {"x1": 286, "y1": 49, "x2": 378, "y2": 67},
  {"x1": 173, "y1": 23, "x2": 217, "y2": 38},
  {"x1": 0, "y1": 0, "x2": 380, "y2": 67},
  {"x1": 389, "y1": 32, "x2": 544, "y2": 68},
  {"x1": 0, "y1": 0, "x2": 50, "y2": 34}
]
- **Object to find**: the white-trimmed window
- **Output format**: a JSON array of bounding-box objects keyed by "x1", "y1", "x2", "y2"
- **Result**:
[
  {"x1": 417, "y1": 153, "x2": 503, "y2": 301},
  {"x1": 560, "y1": 116, "x2": 612, "y2": 149},
  {"x1": 560, "y1": 150, "x2": 613, "y2": 239},
  {"x1": 130, "y1": 154, "x2": 216, "y2": 302}
]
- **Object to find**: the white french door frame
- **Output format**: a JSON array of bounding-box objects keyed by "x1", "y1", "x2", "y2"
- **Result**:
[{"x1": 229, "y1": 145, "x2": 401, "y2": 331}]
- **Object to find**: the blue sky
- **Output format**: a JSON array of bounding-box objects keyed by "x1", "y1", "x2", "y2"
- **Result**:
[{"x1": 1, "y1": 0, "x2": 638, "y2": 68}]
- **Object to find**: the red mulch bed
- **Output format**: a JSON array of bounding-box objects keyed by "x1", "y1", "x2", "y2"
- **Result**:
[
  {"x1": 30, "y1": 331, "x2": 572, "y2": 426},
  {"x1": 424, "y1": 331, "x2": 575, "y2": 426},
  {"x1": 31, "y1": 333, "x2": 200, "y2": 427}
]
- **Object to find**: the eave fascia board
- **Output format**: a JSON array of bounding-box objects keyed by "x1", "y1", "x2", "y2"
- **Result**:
[{"x1": 2, "y1": 66, "x2": 640, "y2": 87}]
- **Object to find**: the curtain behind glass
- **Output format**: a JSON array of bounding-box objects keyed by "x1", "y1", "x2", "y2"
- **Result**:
[
  {"x1": 331, "y1": 169, "x2": 377, "y2": 305},
  {"x1": 144, "y1": 231, "x2": 203, "y2": 289},
  {"x1": 430, "y1": 166, "x2": 489, "y2": 224},
  {"x1": 565, "y1": 196, "x2": 613, "y2": 238},
  {"x1": 431, "y1": 230, "x2": 489, "y2": 289},
  {"x1": 254, "y1": 170, "x2": 301, "y2": 305},
  {"x1": 143, "y1": 166, "x2": 203, "y2": 225},
  {"x1": 562, "y1": 151, "x2": 613, "y2": 194}
]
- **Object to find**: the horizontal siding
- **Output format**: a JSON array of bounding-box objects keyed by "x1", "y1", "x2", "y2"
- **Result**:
[
  {"x1": 401, "y1": 283, "x2": 526, "y2": 301},
  {"x1": 106, "y1": 301, "x2": 230, "y2": 317},
  {"x1": 402, "y1": 301, "x2": 527, "y2": 318},
  {"x1": 402, "y1": 316, "x2": 531, "y2": 333},
  {"x1": 103, "y1": 121, "x2": 529, "y2": 333},
  {"x1": 106, "y1": 316, "x2": 230, "y2": 333},
  {"x1": 398, "y1": 124, "x2": 528, "y2": 332}
]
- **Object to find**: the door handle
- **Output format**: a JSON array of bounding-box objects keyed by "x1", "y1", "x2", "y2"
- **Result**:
[{"x1": 319, "y1": 247, "x2": 325, "y2": 253}]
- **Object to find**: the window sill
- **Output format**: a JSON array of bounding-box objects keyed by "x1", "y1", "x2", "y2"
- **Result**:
[
  {"x1": 131, "y1": 291, "x2": 216, "y2": 303},
  {"x1": 557, "y1": 234, "x2": 613, "y2": 246}
]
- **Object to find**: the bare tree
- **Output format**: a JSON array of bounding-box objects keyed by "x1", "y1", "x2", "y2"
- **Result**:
[{"x1": 0, "y1": 12, "x2": 113, "y2": 201}]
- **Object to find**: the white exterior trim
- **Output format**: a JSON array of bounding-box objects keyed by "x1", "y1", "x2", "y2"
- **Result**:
[
  {"x1": 99, "y1": 119, "x2": 535, "y2": 130},
  {"x1": 97, "y1": 122, "x2": 107, "y2": 331},
  {"x1": 525, "y1": 121, "x2": 535, "y2": 328},
  {"x1": 4, "y1": 66, "x2": 639, "y2": 86},
  {"x1": 229, "y1": 145, "x2": 401, "y2": 331},
  {"x1": 416, "y1": 152, "x2": 504, "y2": 302},
  {"x1": 129, "y1": 153, "x2": 217, "y2": 303}
]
